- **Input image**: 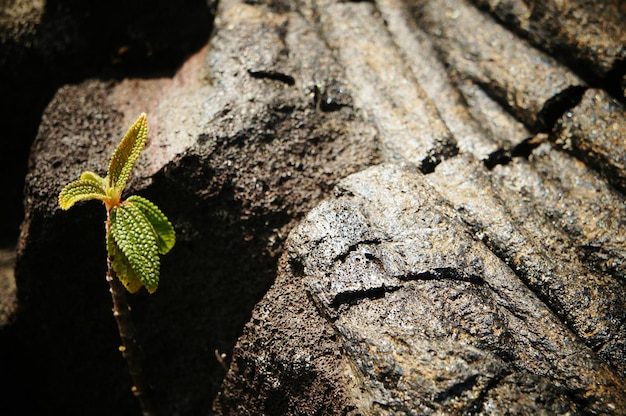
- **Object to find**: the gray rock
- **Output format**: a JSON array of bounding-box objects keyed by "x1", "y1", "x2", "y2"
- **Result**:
[
  {"x1": 429, "y1": 154, "x2": 626, "y2": 378},
  {"x1": 501, "y1": 143, "x2": 626, "y2": 282},
  {"x1": 406, "y1": 0, "x2": 586, "y2": 131},
  {"x1": 217, "y1": 164, "x2": 626, "y2": 414},
  {"x1": 470, "y1": 0, "x2": 626, "y2": 83},
  {"x1": 376, "y1": 0, "x2": 499, "y2": 162},
  {"x1": 215, "y1": 1, "x2": 626, "y2": 413},
  {"x1": 316, "y1": 0, "x2": 457, "y2": 171},
  {"x1": 6, "y1": 0, "x2": 626, "y2": 414},
  {"x1": 455, "y1": 79, "x2": 531, "y2": 149},
  {"x1": 12, "y1": 0, "x2": 378, "y2": 414},
  {"x1": 553, "y1": 88, "x2": 626, "y2": 195}
]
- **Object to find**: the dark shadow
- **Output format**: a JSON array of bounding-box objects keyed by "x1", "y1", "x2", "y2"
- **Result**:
[
  {"x1": 0, "y1": 0, "x2": 217, "y2": 247},
  {"x1": 0, "y1": 1, "x2": 217, "y2": 413}
]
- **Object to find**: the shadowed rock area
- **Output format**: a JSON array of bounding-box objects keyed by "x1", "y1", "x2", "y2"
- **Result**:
[
  {"x1": 2, "y1": 0, "x2": 626, "y2": 414},
  {"x1": 6, "y1": 1, "x2": 379, "y2": 414},
  {"x1": 0, "y1": 0, "x2": 216, "y2": 247}
]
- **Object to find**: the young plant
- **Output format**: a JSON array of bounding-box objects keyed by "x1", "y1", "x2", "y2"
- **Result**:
[{"x1": 58, "y1": 113, "x2": 175, "y2": 416}]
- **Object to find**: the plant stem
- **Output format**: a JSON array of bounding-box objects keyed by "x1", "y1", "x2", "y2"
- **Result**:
[{"x1": 105, "y1": 217, "x2": 157, "y2": 416}]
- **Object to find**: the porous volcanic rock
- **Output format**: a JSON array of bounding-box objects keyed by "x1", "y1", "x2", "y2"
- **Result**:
[
  {"x1": 5, "y1": 0, "x2": 626, "y2": 414},
  {"x1": 406, "y1": 0, "x2": 587, "y2": 132},
  {"x1": 215, "y1": 0, "x2": 626, "y2": 414},
  {"x1": 553, "y1": 88, "x2": 626, "y2": 194},
  {"x1": 216, "y1": 164, "x2": 626, "y2": 414},
  {"x1": 0, "y1": 0, "x2": 216, "y2": 246},
  {"x1": 470, "y1": 0, "x2": 626, "y2": 84},
  {"x1": 10, "y1": 1, "x2": 378, "y2": 414}
]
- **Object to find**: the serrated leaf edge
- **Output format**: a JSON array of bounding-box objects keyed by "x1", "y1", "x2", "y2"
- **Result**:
[
  {"x1": 110, "y1": 203, "x2": 161, "y2": 293},
  {"x1": 59, "y1": 179, "x2": 107, "y2": 210},
  {"x1": 107, "y1": 113, "x2": 148, "y2": 192},
  {"x1": 107, "y1": 232, "x2": 143, "y2": 293},
  {"x1": 127, "y1": 195, "x2": 176, "y2": 255}
]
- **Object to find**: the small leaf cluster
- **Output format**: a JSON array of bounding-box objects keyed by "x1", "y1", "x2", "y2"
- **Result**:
[{"x1": 59, "y1": 113, "x2": 175, "y2": 293}]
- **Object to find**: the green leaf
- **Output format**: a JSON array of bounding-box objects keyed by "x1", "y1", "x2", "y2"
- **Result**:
[
  {"x1": 80, "y1": 170, "x2": 106, "y2": 183},
  {"x1": 110, "y1": 202, "x2": 161, "y2": 293},
  {"x1": 59, "y1": 179, "x2": 107, "y2": 210},
  {"x1": 127, "y1": 195, "x2": 176, "y2": 255},
  {"x1": 107, "y1": 232, "x2": 143, "y2": 293},
  {"x1": 107, "y1": 113, "x2": 148, "y2": 192}
]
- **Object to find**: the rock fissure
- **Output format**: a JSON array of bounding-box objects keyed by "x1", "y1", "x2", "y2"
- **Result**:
[
  {"x1": 434, "y1": 373, "x2": 480, "y2": 403},
  {"x1": 463, "y1": 82, "x2": 586, "y2": 170},
  {"x1": 329, "y1": 284, "x2": 401, "y2": 309},
  {"x1": 333, "y1": 239, "x2": 383, "y2": 263},
  {"x1": 247, "y1": 69, "x2": 296, "y2": 86},
  {"x1": 400, "y1": 268, "x2": 484, "y2": 285},
  {"x1": 536, "y1": 85, "x2": 587, "y2": 133}
]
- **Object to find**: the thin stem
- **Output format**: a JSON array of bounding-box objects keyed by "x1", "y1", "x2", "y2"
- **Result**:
[{"x1": 105, "y1": 215, "x2": 158, "y2": 416}]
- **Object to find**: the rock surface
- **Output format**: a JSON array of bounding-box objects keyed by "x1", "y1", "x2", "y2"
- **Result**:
[
  {"x1": 0, "y1": 0, "x2": 215, "y2": 245},
  {"x1": 470, "y1": 0, "x2": 626, "y2": 84},
  {"x1": 553, "y1": 88, "x2": 626, "y2": 194},
  {"x1": 2, "y1": 0, "x2": 626, "y2": 414},
  {"x1": 215, "y1": 0, "x2": 626, "y2": 414},
  {"x1": 0, "y1": 248, "x2": 16, "y2": 327},
  {"x1": 216, "y1": 164, "x2": 626, "y2": 414},
  {"x1": 9, "y1": 1, "x2": 378, "y2": 414},
  {"x1": 406, "y1": 0, "x2": 587, "y2": 131}
]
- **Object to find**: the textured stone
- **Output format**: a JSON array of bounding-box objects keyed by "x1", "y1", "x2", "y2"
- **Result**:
[
  {"x1": 316, "y1": 0, "x2": 457, "y2": 171},
  {"x1": 6, "y1": 0, "x2": 626, "y2": 414},
  {"x1": 527, "y1": 144, "x2": 626, "y2": 280},
  {"x1": 553, "y1": 88, "x2": 626, "y2": 195},
  {"x1": 406, "y1": 0, "x2": 586, "y2": 131},
  {"x1": 455, "y1": 79, "x2": 531, "y2": 149},
  {"x1": 376, "y1": 0, "x2": 498, "y2": 162},
  {"x1": 470, "y1": 0, "x2": 626, "y2": 82},
  {"x1": 429, "y1": 154, "x2": 626, "y2": 377},
  {"x1": 12, "y1": 1, "x2": 378, "y2": 414},
  {"x1": 217, "y1": 164, "x2": 626, "y2": 414}
]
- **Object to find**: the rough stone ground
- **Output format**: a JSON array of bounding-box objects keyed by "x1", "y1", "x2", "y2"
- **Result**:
[{"x1": 1, "y1": 0, "x2": 625, "y2": 415}]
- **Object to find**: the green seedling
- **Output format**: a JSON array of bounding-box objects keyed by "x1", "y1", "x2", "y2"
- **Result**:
[{"x1": 59, "y1": 113, "x2": 175, "y2": 415}]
